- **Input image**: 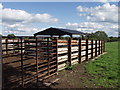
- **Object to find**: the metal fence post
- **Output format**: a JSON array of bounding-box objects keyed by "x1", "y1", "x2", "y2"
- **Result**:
[
  {"x1": 98, "y1": 40, "x2": 100, "y2": 55},
  {"x1": 78, "y1": 38, "x2": 81, "y2": 63},
  {"x1": 101, "y1": 40, "x2": 103, "y2": 54},
  {"x1": 95, "y1": 40, "x2": 97, "y2": 57},
  {"x1": 6, "y1": 39, "x2": 8, "y2": 55},
  {"x1": 20, "y1": 37, "x2": 24, "y2": 87},
  {"x1": 18, "y1": 39, "x2": 20, "y2": 54},
  {"x1": 91, "y1": 40, "x2": 93, "y2": 59},
  {"x1": 36, "y1": 37, "x2": 39, "y2": 84},
  {"x1": 55, "y1": 37, "x2": 58, "y2": 72},
  {"x1": 52, "y1": 37, "x2": 58, "y2": 74},
  {"x1": 86, "y1": 39, "x2": 88, "y2": 61},
  {"x1": 47, "y1": 37, "x2": 50, "y2": 76},
  {"x1": 103, "y1": 40, "x2": 105, "y2": 52},
  {"x1": 68, "y1": 38, "x2": 72, "y2": 65},
  {"x1": 0, "y1": 36, "x2": 3, "y2": 89}
]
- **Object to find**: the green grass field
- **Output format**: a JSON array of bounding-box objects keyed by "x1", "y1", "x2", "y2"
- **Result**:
[{"x1": 85, "y1": 42, "x2": 119, "y2": 88}]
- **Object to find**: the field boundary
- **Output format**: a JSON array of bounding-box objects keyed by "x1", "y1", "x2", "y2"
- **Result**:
[
  {"x1": 90, "y1": 52, "x2": 107, "y2": 61},
  {"x1": 2, "y1": 36, "x2": 105, "y2": 88}
]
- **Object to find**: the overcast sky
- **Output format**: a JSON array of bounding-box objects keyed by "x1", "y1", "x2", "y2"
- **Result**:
[{"x1": 0, "y1": 1, "x2": 119, "y2": 36}]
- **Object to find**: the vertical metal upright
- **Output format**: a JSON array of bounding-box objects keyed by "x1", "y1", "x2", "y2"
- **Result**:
[
  {"x1": 47, "y1": 37, "x2": 50, "y2": 76},
  {"x1": 103, "y1": 40, "x2": 105, "y2": 52},
  {"x1": 6, "y1": 39, "x2": 8, "y2": 55},
  {"x1": 20, "y1": 37, "x2": 24, "y2": 87},
  {"x1": 91, "y1": 40, "x2": 93, "y2": 59},
  {"x1": 98, "y1": 40, "x2": 101, "y2": 55},
  {"x1": 78, "y1": 38, "x2": 81, "y2": 63},
  {"x1": 55, "y1": 37, "x2": 58, "y2": 72},
  {"x1": 36, "y1": 37, "x2": 39, "y2": 85},
  {"x1": 101, "y1": 40, "x2": 103, "y2": 54},
  {"x1": 68, "y1": 38, "x2": 72, "y2": 65},
  {"x1": 86, "y1": 39, "x2": 88, "y2": 61},
  {"x1": 0, "y1": 36, "x2": 3, "y2": 89},
  {"x1": 95, "y1": 40, "x2": 97, "y2": 57}
]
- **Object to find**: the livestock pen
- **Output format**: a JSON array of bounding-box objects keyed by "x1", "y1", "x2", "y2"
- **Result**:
[{"x1": 1, "y1": 36, "x2": 105, "y2": 88}]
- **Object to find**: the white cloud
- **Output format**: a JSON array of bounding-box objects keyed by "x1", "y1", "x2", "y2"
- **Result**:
[
  {"x1": 66, "y1": 22, "x2": 104, "y2": 34},
  {"x1": 66, "y1": 22, "x2": 118, "y2": 36},
  {"x1": 0, "y1": 3, "x2": 3, "y2": 19},
  {"x1": 66, "y1": 22, "x2": 104, "y2": 30},
  {"x1": 0, "y1": 3, "x2": 3, "y2": 9},
  {"x1": 76, "y1": 2, "x2": 118, "y2": 37},
  {"x1": 93, "y1": 0, "x2": 119, "y2": 3},
  {"x1": 2, "y1": 23, "x2": 43, "y2": 36},
  {"x1": 0, "y1": 3, "x2": 3, "y2": 35},
  {"x1": 77, "y1": 3, "x2": 118, "y2": 23},
  {"x1": 1, "y1": 4, "x2": 58, "y2": 36},
  {"x1": 99, "y1": 0, "x2": 108, "y2": 3},
  {"x1": 2, "y1": 8, "x2": 58, "y2": 24}
]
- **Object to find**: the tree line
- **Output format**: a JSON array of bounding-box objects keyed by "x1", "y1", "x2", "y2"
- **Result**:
[
  {"x1": 0, "y1": 31, "x2": 119, "y2": 42},
  {"x1": 84, "y1": 31, "x2": 119, "y2": 42}
]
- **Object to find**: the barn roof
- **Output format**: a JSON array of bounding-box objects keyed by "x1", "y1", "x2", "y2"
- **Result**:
[{"x1": 34, "y1": 27, "x2": 86, "y2": 37}]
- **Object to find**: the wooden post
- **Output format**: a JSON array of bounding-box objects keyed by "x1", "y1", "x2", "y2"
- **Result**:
[
  {"x1": 101, "y1": 40, "x2": 103, "y2": 54},
  {"x1": 6, "y1": 39, "x2": 8, "y2": 55},
  {"x1": 36, "y1": 37, "x2": 39, "y2": 84},
  {"x1": 103, "y1": 40, "x2": 105, "y2": 52},
  {"x1": 18, "y1": 39, "x2": 20, "y2": 54},
  {"x1": 13, "y1": 39, "x2": 15, "y2": 54},
  {"x1": 78, "y1": 38, "x2": 81, "y2": 63},
  {"x1": 47, "y1": 37, "x2": 50, "y2": 76},
  {"x1": 55, "y1": 37, "x2": 58, "y2": 72},
  {"x1": 20, "y1": 37, "x2": 24, "y2": 87},
  {"x1": 86, "y1": 39, "x2": 88, "y2": 61},
  {"x1": 0, "y1": 36, "x2": 1, "y2": 59},
  {"x1": 0, "y1": 36, "x2": 3, "y2": 89},
  {"x1": 91, "y1": 40, "x2": 93, "y2": 59},
  {"x1": 68, "y1": 38, "x2": 72, "y2": 65},
  {"x1": 95, "y1": 40, "x2": 97, "y2": 57},
  {"x1": 98, "y1": 40, "x2": 100, "y2": 55}
]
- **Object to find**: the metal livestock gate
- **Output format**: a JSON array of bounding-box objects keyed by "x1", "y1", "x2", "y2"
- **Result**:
[
  {"x1": 1, "y1": 36, "x2": 105, "y2": 89},
  {"x1": 2, "y1": 37, "x2": 58, "y2": 88}
]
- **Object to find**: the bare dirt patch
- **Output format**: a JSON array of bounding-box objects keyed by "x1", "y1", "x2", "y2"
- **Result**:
[{"x1": 42, "y1": 62, "x2": 102, "y2": 88}]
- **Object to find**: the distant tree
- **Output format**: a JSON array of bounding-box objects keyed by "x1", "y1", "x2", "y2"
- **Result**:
[
  {"x1": 109, "y1": 36, "x2": 119, "y2": 42},
  {"x1": 81, "y1": 35, "x2": 88, "y2": 40},
  {"x1": 7, "y1": 34, "x2": 16, "y2": 39},
  {"x1": 87, "y1": 31, "x2": 109, "y2": 41},
  {"x1": 94, "y1": 31, "x2": 108, "y2": 40},
  {"x1": 0, "y1": 34, "x2": 2, "y2": 36}
]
